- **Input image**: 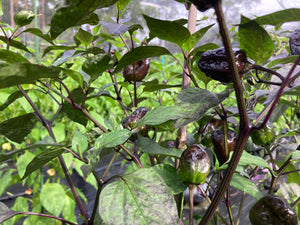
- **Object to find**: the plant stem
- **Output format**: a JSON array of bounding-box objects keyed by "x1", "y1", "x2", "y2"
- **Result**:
[
  {"x1": 21, "y1": 211, "x2": 77, "y2": 225},
  {"x1": 17, "y1": 84, "x2": 89, "y2": 221},
  {"x1": 199, "y1": 1, "x2": 250, "y2": 223},
  {"x1": 189, "y1": 184, "x2": 195, "y2": 225}
]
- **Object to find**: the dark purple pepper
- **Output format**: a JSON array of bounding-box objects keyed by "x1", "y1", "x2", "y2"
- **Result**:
[
  {"x1": 289, "y1": 29, "x2": 300, "y2": 55},
  {"x1": 198, "y1": 47, "x2": 247, "y2": 83},
  {"x1": 188, "y1": 0, "x2": 220, "y2": 12},
  {"x1": 122, "y1": 107, "x2": 149, "y2": 136},
  {"x1": 123, "y1": 59, "x2": 150, "y2": 82},
  {"x1": 249, "y1": 195, "x2": 298, "y2": 225}
]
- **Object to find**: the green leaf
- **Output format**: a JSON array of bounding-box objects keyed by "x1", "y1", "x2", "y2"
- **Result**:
[
  {"x1": 40, "y1": 183, "x2": 66, "y2": 217},
  {"x1": 17, "y1": 151, "x2": 35, "y2": 179},
  {"x1": 267, "y1": 55, "x2": 300, "y2": 68},
  {"x1": 0, "y1": 0, "x2": 2, "y2": 17},
  {"x1": 99, "y1": 166, "x2": 181, "y2": 225},
  {"x1": 254, "y1": 8, "x2": 300, "y2": 27},
  {"x1": 0, "y1": 113, "x2": 39, "y2": 144},
  {"x1": 82, "y1": 53, "x2": 115, "y2": 82},
  {"x1": 0, "y1": 171, "x2": 13, "y2": 196},
  {"x1": 143, "y1": 14, "x2": 190, "y2": 46},
  {"x1": 175, "y1": 87, "x2": 229, "y2": 127},
  {"x1": 231, "y1": 173, "x2": 263, "y2": 200},
  {"x1": 189, "y1": 43, "x2": 219, "y2": 57},
  {"x1": 0, "y1": 49, "x2": 29, "y2": 63},
  {"x1": 116, "y1": 0, "x2": 131, "y2": 11},
  {"x1": 113, "y1": 46, "x2": 172, "y2": 73},
  {"x1": 42, "y1": 45, "x2": 76, "y2": 57},
  {"x1": 239, "y1": 151, "x2": 273, "y2": 172},
  {"x1": 238, "y1": 18, "x2": 274, "y2": 64},
  {"x1": 0, "y1": 36, "x2": 31, "y2": 53},
  {"x1": 0, "y1": 202, "x2": 20, "y2": 223},
  {"x1": 95, "y1": 129, "x2": 132, "y2": 149},
  {"x1": 0, "y1": 63, "x2": 61, "y2": 89},
  {"x1": 61, "y1": 68, "x2": 84, "y2": 86},
  {"x1": 49, "y1": 0, "x2": 118, "y2": 39},
  {"x1": 183, "y1": 24, "x2": 215, "y2": 52},
  {"x1": 0, "y1": 90, "x2": 26, "y2": 111},
  {"x1": 23, "y1": 28, "x2": 53, "y2": 44},
  {"x1": 292, "y1": 150, "x2": 300, "y2": 160},
  {"x1": 21, "y1": 147, "x2": 65, "y2": 180},
  {"x1": 275, "y1": 160, "x2": 300, "y2": 184},
  {"x1": 75, "y1": 28, "x2": 94, "y2": 46},
  {"x1": 99, "y1": 21, "x2": 130, "y2": 35},
  {"x1": 134, "y1": 106, "x2": 186, "y2": 127},
  {"x1": 72, "y1": 130, "x2": 88, "y2": 154},
  {"x1": 137, "y1": 134, "x2": 182, "y2": 158},
  {"x1": 142, "y1": 80, "x2": 181, "y2": 92}
]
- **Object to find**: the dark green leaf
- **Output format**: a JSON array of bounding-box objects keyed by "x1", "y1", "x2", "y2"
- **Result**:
[
  {"x1": 143, "y1": 14, "x2": 190, "y2": 46},
  {"x1": 61, "y1": 68, "x2": 84, "y2": 86},
  {"x1": 0, "y1": 90, "x2": 26, "y2": 111},
  {"x1": 267, "y1": 55, "x2": 300, "y2": 68},
  {"x1": 0, "y1": 113, "x2": 38, "y2": 143},
  {"x1": 95, "y1": 129, "x2": 132, "y2": 149},
  {"x1": 238, "y1": 19, "x2": 274, "y2": 64},
  {"x1": 23, "y1": 28, "x2": 53, "y2": 44},
  {"x1": 0, "y1": 202, "x2": 20, "y2": 223},
  {"x1": 138, "y1": 134, "x2": 182, "y2": 158},
  {"x1": 238, "y1": 151, "x2": 273, "y2": 172},
  {"x1": 189, "y1": 43, "x2": 219, "y2": 57},
  {"x1": 275, "y1": 160, "x2": 300, "y2": 184},
  {"x1": 152, "y1": 164, "x2": 187, "y2": 194},
  {"x1": 113, "y1": 46, "x2": 172, "y2": 73},
  {"x1": 175, "y1": 87, "x2": 229, "y2": 127},
  {"x1": 62, "y1": 103, "x2": 88, "y2": 126},
  {"x1": 82, "y1": 53, "x2": 115, "y2": 82},
  {"x1": 231, "y1": 173, "x2": 263, "y2": 200},
  {"x1": 99, "y1": 166, "x2": 181, "y2": 225},
  {"x1": 142, "y1": 80, "x2": 181, "y2": 92},
  {"x1": 42, "y1": 45, "x2": 76, "y2": 57},
  {"x1": 0, "y1": 63, "x2": 61, "y2": 89},
  {"x1": 0, "y1": 49, "x2": 29, "y2": 63},
  {"x1": 21, "y1": 147, "x2": 65, "y2": 180},
  {"x1": 134, "y1": 106, "x2": 186, "y2": 127},
  {"x1": 75, "y1": 28, "x2": 94, "y2": 46},
  {"x1": 254, "y1": 8, "x2": 300, "y2": 26},
  {"x1": 183, "y1": 24, "x2": 215, "y2": 51},
  {"x1": 0, "y1": 36, "x2": 31, "y2": 53},
  {"x1": 50, "y1": 0, "x2": 118, "y2": 39},
  {"x1": 116, "y1": 0, "x2": 131, "y2": 11}
]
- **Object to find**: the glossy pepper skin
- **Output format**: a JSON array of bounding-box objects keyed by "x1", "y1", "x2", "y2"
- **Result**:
[
  {"x1": 198, "y1": 48, "x2": 247, "y2": 83},
  {"x1": 188, "y1": 0, "x2": 219, "y2": 12},
  {"x1": 122, "y1": 107, "x2": 149, "y2": 136},
  {"x1": 250, "y1": 125, "x2": 274, "y2": 147},
  {"x1": 212, "y1": 129, "x2": 237, "y2": 165},
  {"x1": 123, "y1": 59, "x2": 150, "y2": 82},
  {"x1": 178, "y1": 144, "x2": 210, "y2": 185},
  {"x1": 289, "y1": 29, "x2": 300, "y2": 55},
  {"x1": 249, "y1": 195, "x2": 298, "y2": 225}
]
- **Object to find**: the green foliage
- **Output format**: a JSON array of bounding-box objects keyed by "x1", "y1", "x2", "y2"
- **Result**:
[{"x1": 0, "y1": 1, "x2": 299, "y2": 225}]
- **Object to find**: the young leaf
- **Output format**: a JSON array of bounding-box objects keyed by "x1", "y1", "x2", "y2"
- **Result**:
[
  {"x1": 231, "y1": 173, "x2": 263, "y2": 200},
  {"x1": 183, "y1": 24, "x2": 215, "y2": 52},
  {"x1": 0, "y1": 202, "x2": 20, "y2": 223},
  {"x1": 143, "y1": 14, "x2": 190, "y2": 46},
  {"x1": 40, "y1": 183, "x2": 66, "y2": 217},
  {"x1": 137, "y1": 134, "x2": 182, "y2": 158},
  {"x1": 0, "y1": 63, "x2": 61, "y2": 89},
  {"x1": 238, "y1": 19, "x2": 274, "y2": 64},
  {"x1": 113, "y1": 46, "x2": 172, "y2": 73},
  {"x1": 72, "y1": 130, "x2": 88, "y2": 154},
  {"x1": 95, "y1": 129, "x2": 132, "y2": 149},
  {"x1": 21, "y1": 147, "x2": 65, "y2": 180},
  {"x1": 0, "y1": 113, "x2": 39, "y2": 144},
  {"x1": 99, "y1": 166, "x2": 181, "y2": 225}
]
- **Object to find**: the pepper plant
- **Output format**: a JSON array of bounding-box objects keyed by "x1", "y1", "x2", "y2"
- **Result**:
[{"x1": 0, "y1": 0, "x2": 300, "y2": 225}]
